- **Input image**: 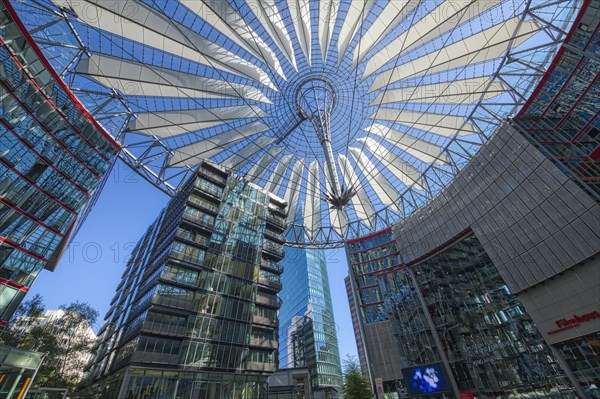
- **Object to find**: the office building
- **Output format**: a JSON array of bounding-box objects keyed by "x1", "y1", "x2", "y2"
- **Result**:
[
  {"x1": 11, "y1": 309, "x2": 97, "y2": 384},
  {"x1": 345, "y1": 13, "x2": 599, "y2": 394},
  {"x1": 344, "y1": 275, "x2": 368, "y2": 376},
  {"x1": 82, "y1": 162, "x2": 286, "y2": 398},
  {"x1": 0, "y1": 1, "x2": 120, "y2": 326},
  {"x1": 278, "y1": 237, "x2": 343, "y2": 398},
  {"x1": 344, "y1": 3, "x2": 599, "y2": 397}
]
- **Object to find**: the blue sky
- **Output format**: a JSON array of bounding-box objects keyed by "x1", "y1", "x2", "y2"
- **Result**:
[{"x1": 28, "y1": 160, "x2": 359, "y2": 360}]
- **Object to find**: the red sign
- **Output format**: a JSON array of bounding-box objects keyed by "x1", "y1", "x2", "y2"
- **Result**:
[
  {"x1": 460, "y1": 391, "x2": 475, "y2": 399},
  {"x1": 548, "y1": 311, "x2": 600, "y2": 335}
]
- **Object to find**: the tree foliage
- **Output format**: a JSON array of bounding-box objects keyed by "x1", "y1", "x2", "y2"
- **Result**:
[
  {"x1": 0, "y1": 294, "x2": 99, "y2": 391},
  {"x1": 342, "y1": 354, "x2": 374, "y2": 399}
]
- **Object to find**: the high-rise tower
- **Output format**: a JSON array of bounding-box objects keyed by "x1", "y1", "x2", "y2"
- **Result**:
[
  {"x1": 83, "y1": 162, "x2": 286, "y2": 398},
  {"x1": 278, "y1": 218, "x2": 343, "y2": 398}
]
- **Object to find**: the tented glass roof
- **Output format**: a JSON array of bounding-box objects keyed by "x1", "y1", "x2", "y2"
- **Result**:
[{"x1": 16, "y1": 0, "x2": 580, "y2": 246}]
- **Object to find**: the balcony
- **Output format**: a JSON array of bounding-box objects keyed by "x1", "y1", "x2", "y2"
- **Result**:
[
  {"x1": 141, "y1": 320, "x2": 188, "y2": 338},
  {"x1": 246, "y1": 362, "x2": 276, "y2": 373},
  {"x1": 186, "y1": 196, "x2": 219, "y2": 214},
  {"x1": 131, "y1": 352, "x2": 179, "y2": 365},
  {"x1": 256, "y1": 294, "x2": 282, "y2": 309},
  {"x1": 266, "y1": 215, "x2": 287, "y2": 231},
  {"x1": 175, "y1": 230, "x2": 209, "y2": 248},
  {"x1": 182, "y1": 214, "x2": 214, "y2": 230},
  {"x1": 264, "y1": 229, "x2": 285, "y2": 244},
  {"x1": 249, "y1": 338, "x2": 278, "y2": 350},
  {"x1": 260, "y1": 260, "x2": 283, "y2": 275},
  {"x1": 257, "y1": 276, "x2": 282, "y2": 292},
  {"x1": 252, "y1": 315, "x2": 277, "y2": 327},
  {"x1": 198, "y1": 168, "x2": 226, "y2": 185},
  {"x1": 263, "y1": 242, "x2": 284, "y2": 260},
  {"x1": 169, "y1": 250, "x2": 203, "y2": 265},
  {"x1": 268, "y1": 204, "x2": 287, "y2": 218}
]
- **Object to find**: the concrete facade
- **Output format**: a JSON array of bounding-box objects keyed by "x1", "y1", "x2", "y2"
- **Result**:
[{"x1": 394, "y1": 123, "x2": 599, "y2": 294}]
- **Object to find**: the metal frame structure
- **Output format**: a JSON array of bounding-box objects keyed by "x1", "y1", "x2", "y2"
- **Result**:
[{"x1": 12, "y1": 0, "x2": 582, "y2": 247}]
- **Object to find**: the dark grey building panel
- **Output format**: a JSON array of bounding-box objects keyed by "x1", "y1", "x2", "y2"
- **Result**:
[{"x1": 394, "y1": 124, "x2": 600, "y2": 293}]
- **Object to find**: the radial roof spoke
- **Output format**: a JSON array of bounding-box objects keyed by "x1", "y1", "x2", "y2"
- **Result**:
[
  {"x1": 244, "y1": 0, "x2": 297, "y2": 71},
  {"x1": 318, "y1": 0, "x2": 340, "y2": 62},
  {"x1": 363, "y1": 0, "x2": 503, "y2": 78},
  {"x1": 246, "y1": 147, "x2": 285, "y2": 182},
  {"x1": 337, "y1": 0, "x2": 376, "y2": 65},
  {"x1": 221, "y1": 136, "x2": 278, "y2": 170},
  {"x1": 53, "y1": 0, "x2": 276, "y2": 89},
  {"x1": 338, "y1": 154, "x2": 375, "y2": 229},
  {"x1": 284, "y1": 158, "x2": 305, "y2": 224},
  {"x1": 24, "y1": 0, "x2": 576, "y2": 246},
  {"x1": 265, "y1": 154, "x2": 294, "y2": 195}
]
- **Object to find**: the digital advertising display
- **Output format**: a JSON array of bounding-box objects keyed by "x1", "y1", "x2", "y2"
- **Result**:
[{"x1": 402, "y1": 363, "x2": 450, "y2": 396}]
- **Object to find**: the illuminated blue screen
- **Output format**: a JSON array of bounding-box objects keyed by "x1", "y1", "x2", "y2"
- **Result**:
[{"x1": 403, "y1": 363, "x2": 450, "y2": 396}]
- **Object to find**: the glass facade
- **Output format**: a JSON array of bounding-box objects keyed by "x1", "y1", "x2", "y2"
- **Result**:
[
  {"x1": 278, "y1": 228, "x2": 343, "y2": 396},
  {"x1": 347, "y1": 231, "x2": 581, "y2": 398},
  {"x1": 0, "y1": 2, "x2": 119, "y2": 325},
  {"x1": 83, "y1": 162, "x2": 286, "y2": 399},
  {"x1": 513, "y1": 1, "x2": 600, "y2": 198},
  {"x1": 558, "y1": 332, "x2": 600, "y2": 388},
  {"x1": 0, "y1": 344, "x2": 44, "y2": 399}
]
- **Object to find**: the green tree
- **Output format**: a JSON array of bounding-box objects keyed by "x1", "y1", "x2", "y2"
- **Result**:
[
  {"x1": 0, "y1": 295, "x2": 99, "y2": 391},
  {"x1": 342, "y1": 354, "x2": 374, "y2": 399}
]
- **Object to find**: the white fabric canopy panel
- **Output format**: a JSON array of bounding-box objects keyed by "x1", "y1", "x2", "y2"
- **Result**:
[
  {"x1": 287, "y1": 0, "x2": 312, "y2": 65},
  {"x1": 304, "y1": 160, "x2": 322, "y2": 239},
  {"x1": 284, "y1": 158, "x2": 305, "y2": 225},
  {"x1": 54, "y1": 0, "x2": 276, "y2": 89},
  {"x1": 76, "y1": 54, "x2": 271, "y2": 103},
  {"x1": 363, "y1": 0, "x2": 503, "y2": 78},
  {"x1": 181, "y1": 0, "x2": 286, "y2": 79},
  {"x1": 246, "y1": 0, "x2": 297, "y2": 71},
  {"x1": 365, "y1": 124, "x2": 449, "y2": 164},
  {"x1": 246, "y1": 147, "x2": 285, "y2": 182},
  {"x1": 169, "y1": 121, "x2": 270, "y2": 166},
  {"x1": 358, "y1": 137, "x2": 424, "y2": 189},
  {"x1": 369, "y1": 18, "x2": 541, "y2": 91},
  {"x1": 371, "y1": 78, "x2": 507, "y2": 106},
  {"x1": 338, "y1": 154, "x2": 376, "y2": 229},
  {"x1": 265, "y1": 154, "x2": 294, "y2": 195},
  {"x1": 371, "y1": 109, "x2": 478, "y2": 137},
  {"x1": 349, "y1": 147, "x2": 403, "y2": 212},
  {"x1": 129, "y1": 106, "x2": 268, "y2": 138}
]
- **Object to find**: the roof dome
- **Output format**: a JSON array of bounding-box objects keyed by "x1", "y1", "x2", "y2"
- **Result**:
[{"x1": 16, "y1": 0, "x2": 580, "y2": 246}]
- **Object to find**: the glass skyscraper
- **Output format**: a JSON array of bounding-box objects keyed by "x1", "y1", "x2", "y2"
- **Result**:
[
  {"x1": 82, "y1": 162, "x2": 287, "y2": 399},
  {"x1": 278, "y1": 219, "x2": 343, "y2": 398}
]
